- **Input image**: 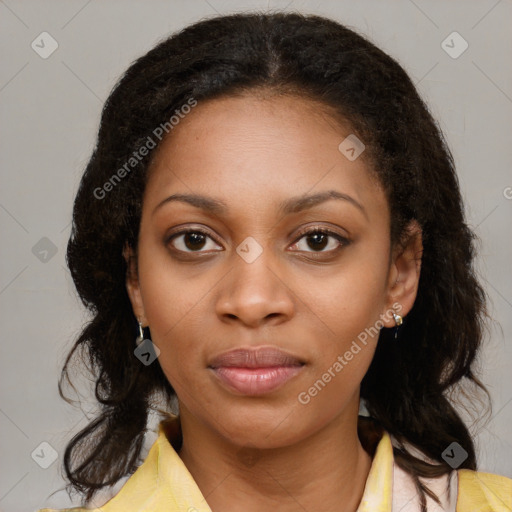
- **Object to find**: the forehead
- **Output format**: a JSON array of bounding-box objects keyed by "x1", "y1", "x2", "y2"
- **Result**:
[{"x1": 143, "y1": 93, "x2": 386, "y2": 219}]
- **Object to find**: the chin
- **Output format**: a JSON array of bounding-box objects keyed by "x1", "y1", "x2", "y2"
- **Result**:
[{"x1": 215, "y1": 406, "x2": 309, "y2": 449}]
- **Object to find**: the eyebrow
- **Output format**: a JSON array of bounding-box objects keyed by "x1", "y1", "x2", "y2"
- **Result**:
[{"x1": 152, "y1": 190, "x2": 367, "y2": 219}]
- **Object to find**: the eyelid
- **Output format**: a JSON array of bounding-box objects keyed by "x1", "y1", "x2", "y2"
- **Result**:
[
  {"x1": 165, "y1": 225, "x2": 221, "y2": 247},
  {"x1": 293, "y1": 224, "x2": 349, "y2": 242}
]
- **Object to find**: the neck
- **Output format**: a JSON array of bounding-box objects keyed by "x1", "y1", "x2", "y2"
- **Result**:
[{"x1": 176, "y1": 403, "x2": 377, "y2": 512}]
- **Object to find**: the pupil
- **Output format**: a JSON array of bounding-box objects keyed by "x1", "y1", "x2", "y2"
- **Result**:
[
  {"x1": 185, "y1": 233, "x2": 206, "y2": 251},
  {"x1": 308, "y1": 233, "x2": 327, "y2": 251}
]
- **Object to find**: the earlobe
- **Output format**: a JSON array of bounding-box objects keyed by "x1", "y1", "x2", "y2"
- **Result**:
[
  {"x1": 123, "y1": 244, "x2": 147, "y2": 325},
  {"x1": 382, "y1": 221, "x2": 423, "y2": 327}
]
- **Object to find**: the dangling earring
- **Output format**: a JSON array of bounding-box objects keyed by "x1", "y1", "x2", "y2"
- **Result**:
[
  {"x1": 135, "y1": 319, "x2": 145, "y2": 346},
  {"x1": 392, "y1": 312, "x2": 403, "y2": 339}
]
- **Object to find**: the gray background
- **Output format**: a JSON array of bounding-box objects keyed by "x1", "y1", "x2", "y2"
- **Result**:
[{"x1": 1, "y1": 0, "x2": 511, "y2": 510}]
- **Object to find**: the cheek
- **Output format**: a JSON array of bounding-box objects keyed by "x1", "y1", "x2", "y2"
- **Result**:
[
  {"x1": 294, "y1": 289, "x2": 380, "y2": 432},
  {"x1": 293, "y1": 249, "x2": 388, "y2": 399},
  {"x1": 135, "y1": 253, "x2": 208, "y2": 382},
  {"x1": 291, "y1": 347, "x2": 374, "y2": 444},
  {"x1": 137, "y1": 237, "x2": 212, "y2": 338},
  {"x1": 299, "y1": 255, "x2": 388, "y2": 347}
]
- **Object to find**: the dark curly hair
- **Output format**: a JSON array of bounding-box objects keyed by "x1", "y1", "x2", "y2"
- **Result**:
[{"x1": 59, "y1": 11, "x2": 491, "y2": 510}]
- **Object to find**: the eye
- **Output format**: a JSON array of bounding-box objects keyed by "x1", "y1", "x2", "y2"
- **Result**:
[
  {"x1": 290, "y1": 226, "x2": 349, "y2": 253},
  {"x1": 166, "y1": 225, "x2": 350, "y2": 255},
  {"x1": 166, "y1": 228, "x2": 222, "y2": 253}
]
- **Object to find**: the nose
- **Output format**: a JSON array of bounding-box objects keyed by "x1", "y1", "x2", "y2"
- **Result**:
[{"x1": 215, "y1": 250, "x2": 295, "y2": 328}]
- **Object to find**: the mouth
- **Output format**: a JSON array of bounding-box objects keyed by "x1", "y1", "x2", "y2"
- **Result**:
[{"x1": 208, "y1": 347, "x2": 306, "y2": 396}]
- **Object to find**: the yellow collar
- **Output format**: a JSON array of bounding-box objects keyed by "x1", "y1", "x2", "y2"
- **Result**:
[{"x1": 356, "y1": 424, "x2": 393, "y2": 512}]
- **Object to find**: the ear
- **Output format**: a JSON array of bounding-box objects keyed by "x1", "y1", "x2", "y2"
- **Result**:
[
  {"x1": 381, "y1": 220, "x2": 423, "y2": 327},
  {"x1": 123, "y1": 244, "x2": 147, "y2": 326}
]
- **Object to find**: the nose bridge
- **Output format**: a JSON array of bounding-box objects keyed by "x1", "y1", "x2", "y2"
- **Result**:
[{"x1": 216, "y1": 236, "x2": 294, "y2": 325}]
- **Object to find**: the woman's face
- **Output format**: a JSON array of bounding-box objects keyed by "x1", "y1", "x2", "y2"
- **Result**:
[{"x1": 126, "y1": 92, "x2": 420, "y2": 449}]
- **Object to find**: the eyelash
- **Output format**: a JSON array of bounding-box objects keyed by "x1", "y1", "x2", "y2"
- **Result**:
[{"x1": 166, "y1": 225, "x2": 350, "y2": 255}]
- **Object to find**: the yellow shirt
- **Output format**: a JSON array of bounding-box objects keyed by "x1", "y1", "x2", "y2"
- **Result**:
[{"x1": 38, "y1": 417, "x2": 512, "y2": 512}]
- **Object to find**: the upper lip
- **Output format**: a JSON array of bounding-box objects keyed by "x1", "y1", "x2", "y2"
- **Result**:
[{"x1": 209, "y1": 346, "x2": 305, "y2": 368}]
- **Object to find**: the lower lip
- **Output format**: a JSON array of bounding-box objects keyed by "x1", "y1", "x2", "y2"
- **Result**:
[{"x1": 210, "y1": 365, "x2": 304, "y2": 396}]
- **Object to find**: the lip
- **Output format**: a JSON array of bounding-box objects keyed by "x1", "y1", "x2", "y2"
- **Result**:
[
  {"x1": 208, "y1": 346, "x2": 305, "y2": 396},
  {"x1": 209, "y1": 347, "x2": 305, "y2": 368}
]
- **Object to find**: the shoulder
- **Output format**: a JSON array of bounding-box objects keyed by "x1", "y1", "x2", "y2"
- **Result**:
[
  {"x1": 456, "y1": 469, "x2": 512, "y2": 511},
  {"x1": 385, "y1": 429, "x2": 512, "y2": 512},
  {"x1": 35, "y1": 418, "x2": 194, "y2": 512}
]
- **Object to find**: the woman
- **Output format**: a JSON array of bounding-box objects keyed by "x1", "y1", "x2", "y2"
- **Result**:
[{"x1": 38, "y1": 11, "x2": 511, "y2": 512}]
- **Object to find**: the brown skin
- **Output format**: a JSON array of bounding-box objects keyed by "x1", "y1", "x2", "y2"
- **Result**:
[{"x1": 125, "y1": 93, "x2": 422, "y2": 512}]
